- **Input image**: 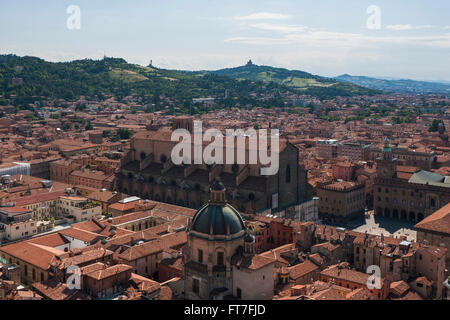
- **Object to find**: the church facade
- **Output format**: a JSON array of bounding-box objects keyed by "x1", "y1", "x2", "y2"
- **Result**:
[{"x1": 183, "y1": 179, "x2": 275, "y2": 300}]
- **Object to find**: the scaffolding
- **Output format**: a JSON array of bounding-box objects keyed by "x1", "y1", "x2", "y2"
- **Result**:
[{"x1": 0, "y1": 162, "x2": 30, "y2": 177}]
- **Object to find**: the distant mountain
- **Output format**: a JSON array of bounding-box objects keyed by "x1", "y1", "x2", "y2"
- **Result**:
[
  {"x1": 0, "y1": 54, "x2": 304, "y2": 111},
  {"x1": 186, "y1": 60, "x2": 380, "y2": 99},
  {"x1": 335, "y1": 74, "x2": 450, "y2": 94},
  {"x1": 0, "y1": 55, "x2": 382, "y2": 112}
]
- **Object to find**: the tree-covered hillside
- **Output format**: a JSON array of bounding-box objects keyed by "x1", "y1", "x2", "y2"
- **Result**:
[
  {"x1": 187, "y1": 61, "x2": 380, "y2": 98},
  {"x1": 0, "y1": 55, "x2": 300, "y2": 110},
  {"x1": 0, "y1": 55, "x2": 380, "y2": 112}
]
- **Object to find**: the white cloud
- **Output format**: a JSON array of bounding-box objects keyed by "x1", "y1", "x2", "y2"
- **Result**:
[
  {"x1": 444, "y1": 26, "x2": 450, "y2": 30},
  {"x1": 224, "y1": 30, "x2": 450, "y2": 49},
  {"x1": 250, "y1": 23, "x2": 308, "y2": 33},
  {"x1": 224, "y1": 22, "x2": 450, "y2": 49},
  {"x1": 385, "y1": 24, "x2": 433, "y2": 31},
  {"x1": 235, "y1": 12, "x2": 290, "y2": 20}
]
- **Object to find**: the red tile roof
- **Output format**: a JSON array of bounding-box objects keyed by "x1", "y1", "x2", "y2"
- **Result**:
[{"x1": 415, "y1": 203, "x2": 450, "y2": 235}]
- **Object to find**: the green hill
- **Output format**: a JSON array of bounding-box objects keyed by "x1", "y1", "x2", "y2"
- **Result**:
[
  {"x1": 189, "y1": 60, "x2": 380, "y2": 98},
  {"x1": 0, "y1": 55, "x2": 380, "y2": 113},
  {"x1": 0, "y1": 55, "x2": 303, "y2": 112}
]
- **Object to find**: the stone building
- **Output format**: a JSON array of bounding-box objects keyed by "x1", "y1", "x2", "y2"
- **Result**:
[
  {"x1": 317, "y1": 181, "x2": 365, "y2": 221},
  {"x1": 57, "y1": 196, "x2": 102, "y2": 223},
  {"x1": 338, "y1": 142, "x2": 371, "y2": 161},
  {"x1": 116, "y1": 118, "x2": 311, "y2": 214},
  {"x1": 0, "y1": 205, "x2": 37, "y2": 242},
  {"x1": 50, "y1": 160, "x2": 81, "y2": 183},
  {"x1": 415, "y1": 203, "x2": 450, "y2": 272},
  {"x1": 374, "y1": 138, "x2": 450, "y2": 223},
  {"x1": 317, "y1": 139, "x2": 338, "y2": 159},
  {"x1": 183, "y1": 179, "x2": 274, "y2": 300},
  {"x1": 369, "y1": 145, "x2": 436, "y2": 170}
]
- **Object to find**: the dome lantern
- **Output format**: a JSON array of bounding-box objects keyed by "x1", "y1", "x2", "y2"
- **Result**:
[
  {"x1": 189, "y1": 178, "x2": 246, "y2": 239},
  {"x1": 210, "y1": 177, "x2": 226, "y2": 204}
]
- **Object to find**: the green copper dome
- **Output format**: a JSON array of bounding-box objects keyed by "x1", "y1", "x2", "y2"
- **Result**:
[{"x1": 191, "y1": 203, "x2": 245, "y2": 236}]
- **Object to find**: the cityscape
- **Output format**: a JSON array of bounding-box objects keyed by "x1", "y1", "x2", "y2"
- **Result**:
[{"x1": 0, "y1": 0, "x2": 449, "y2": 306}]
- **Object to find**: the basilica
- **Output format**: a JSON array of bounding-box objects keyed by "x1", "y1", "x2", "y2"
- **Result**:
[{"x1": 116, "y1": 117, "x2": 312, "y2": 214}]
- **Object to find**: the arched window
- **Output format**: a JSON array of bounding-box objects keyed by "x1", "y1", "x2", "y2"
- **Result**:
[
  {"x1": 430, "y1": 198, "x2": 436, "y2": 207},
  {"x1": 286, "y1": 165, "x2": 291, "y2": 184},
  {"x1": 217, "y1": 252, "x2": 224, "y2": 266}
]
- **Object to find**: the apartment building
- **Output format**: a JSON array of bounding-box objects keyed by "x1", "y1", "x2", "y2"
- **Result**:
[
  {"x1": 0, "y1": 205, "x2": 37, "y2": 242},
  {"x1": 317, "y1": 139, "x2": 339, "y2": 159},
  {"x1": 57, "y1": 196, "x2": 102, "y2": 222}
]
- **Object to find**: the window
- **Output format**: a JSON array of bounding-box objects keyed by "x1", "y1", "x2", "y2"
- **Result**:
[
  {"x1": 193, "y1": 279, "x2": 200, "y2": 294},
  {"x1": 217, "y1": 252, "x2": 224, "y2": 266},
  {"x1": 430, "y1": 198, "x2": 436, "y2": 207},
  {"x1": 198, "y1": 249, "x2": 203, "y2": 264},
  {"x1": 286, "y1": 165, "x2": 291, "y2": 184},
  {"x1": 237, "y1": 288, "x2": 242, "y2": 299}
]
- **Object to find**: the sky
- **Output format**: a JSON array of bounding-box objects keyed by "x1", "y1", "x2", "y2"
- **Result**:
[{"x1": 0, "y1": 0, "x2": 449, "y2": 81}]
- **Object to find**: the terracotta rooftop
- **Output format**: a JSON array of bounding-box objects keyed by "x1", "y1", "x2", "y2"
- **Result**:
[
  {"x1": 231, "y1": 252, "x2": 275, "y2": 270},
  {"x1": 32, "y1": 277, "x2": 91, "y2": 300},
  {"x1": 288, "y1": 260, "x2": 319, "y2": 280},
  {"x1": 85, "y1": 264, "x2": 133, "y2": 280},
  {"x1": 415, "y1": 203, "x2": 450, "y2": 235},
  {"x1": 14, "y1": 191, "x2": 66, "y2": 206},
  {"x1": 390, "y1": 280, "x2": 410, "y2": 297},
  {"x1": 0, "y1": 241, "x2": 65, "y2": 270},
  {"x1": 59, "y1": 227, "x2": 105, "y2": 243}
]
